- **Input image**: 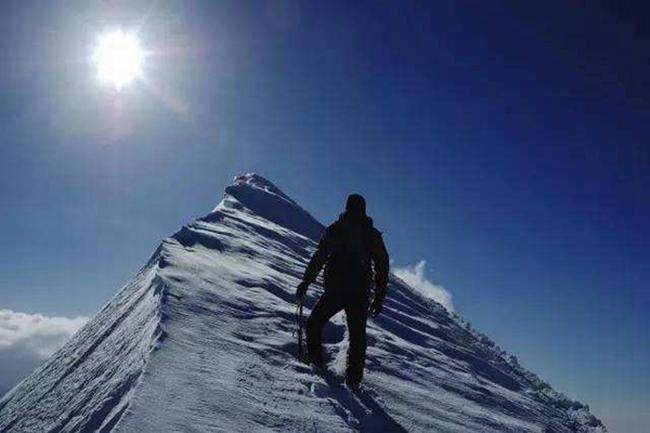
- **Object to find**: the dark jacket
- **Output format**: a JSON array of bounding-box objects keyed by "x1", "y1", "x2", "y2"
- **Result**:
[{"x1": 303, "y1": 212, "x2": 390, "y2": 301}]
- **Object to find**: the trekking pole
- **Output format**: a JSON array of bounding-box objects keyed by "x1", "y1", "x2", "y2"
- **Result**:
[{"x1": 296, "y1": 298, "x2": 304, "y2": 362}]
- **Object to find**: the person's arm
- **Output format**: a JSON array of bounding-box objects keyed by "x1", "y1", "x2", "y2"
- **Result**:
[
  {"x1": 297, "y1": 230, "x2": 332, "y2": 299},
  {"x1": 369, "y1": 232, "x2": 389, "y2": 316}
]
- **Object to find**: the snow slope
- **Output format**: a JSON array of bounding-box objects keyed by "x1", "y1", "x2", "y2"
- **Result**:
[{"x1": 0, "y1": 174, "x2": 606, "y2": 432}]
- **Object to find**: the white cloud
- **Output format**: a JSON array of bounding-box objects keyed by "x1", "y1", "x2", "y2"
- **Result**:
[
  {"x1": 0, "y1": 309, "x2": 87, "y2": 396},
  {"x1": 393, "y1": 260, "x2": 454, "y2": 312}
]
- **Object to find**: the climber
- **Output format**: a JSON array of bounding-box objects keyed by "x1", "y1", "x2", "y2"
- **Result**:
[{"x1": 296, "y1": 193, "x2": 389, "y2": 389}]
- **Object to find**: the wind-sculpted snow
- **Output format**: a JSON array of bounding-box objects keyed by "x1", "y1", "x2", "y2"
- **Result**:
[
  {"x1": 0, "y1": 173, "x2": 606, "y2": 432},
  {"x1": 0, "y1": 261, "x2": 164, "y2": 433},
  {"x1": 222, "y1": 173, "x2": 324, "y2": 241}
]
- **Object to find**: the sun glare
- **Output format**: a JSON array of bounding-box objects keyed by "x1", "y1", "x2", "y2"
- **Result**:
[{"x1": 93, "y1": 31, "x2": 144, "y2": 90}]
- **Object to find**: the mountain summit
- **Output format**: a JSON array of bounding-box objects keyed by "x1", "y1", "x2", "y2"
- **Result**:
[{"x1": 0, "y1": 174, "x2": 606, "y2": 432}]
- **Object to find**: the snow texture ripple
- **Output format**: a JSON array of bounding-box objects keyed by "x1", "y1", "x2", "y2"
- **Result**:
[{"x1": 0, "y1": 173, "x2": 606, "y2": 432}]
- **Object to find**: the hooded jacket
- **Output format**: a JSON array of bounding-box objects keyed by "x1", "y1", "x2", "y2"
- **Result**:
[{"x1": 302, "y1": 211, "x2": 390, "y2": 301}]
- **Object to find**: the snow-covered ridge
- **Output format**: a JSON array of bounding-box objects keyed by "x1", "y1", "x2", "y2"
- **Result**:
[
  {"x1": 215, "y1": 173, "x2": 324, "y2": 241},
  {"x1": 0, "y1": 174, "x2": 606, "y2": 432},
  {"x1": 226, "y1": 173, "x2": 299, "y2": 207},
  {"x1": 0, "y1": 261, "x2": 164, "y2": 433}
]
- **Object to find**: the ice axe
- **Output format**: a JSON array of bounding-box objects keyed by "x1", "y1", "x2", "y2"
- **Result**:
[{"x1": 295, "y1": 296, "x2": 305, "y2": 362}]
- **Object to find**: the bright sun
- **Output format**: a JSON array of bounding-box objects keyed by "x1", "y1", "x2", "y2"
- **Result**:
[{"x1": 93, "y1": 31, "x2": 144, "y2": 90}]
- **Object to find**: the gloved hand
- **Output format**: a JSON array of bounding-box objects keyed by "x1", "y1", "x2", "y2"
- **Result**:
[
  {"x1": 296, "y1": 281, "x2": 309, "y2": 301},
  {"x1": 369, "y1": 297, "x2": 384, "y2": 318}
]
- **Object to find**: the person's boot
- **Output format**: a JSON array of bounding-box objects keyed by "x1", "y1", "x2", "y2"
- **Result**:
[
  {"x1": 345, "y1": 374, "x2": 361, "y2": 392},
  {"x1": 308, "y1": 351, "x2": 325, "y2": 370},
  {"x1": 345, "y1": 366, "x2": 362, "y2": 392}
]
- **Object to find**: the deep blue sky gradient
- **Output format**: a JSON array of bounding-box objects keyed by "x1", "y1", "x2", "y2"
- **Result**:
[{"x1": 1, "y1": 1, "x2": 648, "y2": 431}]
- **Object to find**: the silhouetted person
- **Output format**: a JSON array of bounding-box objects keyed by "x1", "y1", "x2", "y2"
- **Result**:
[{"x1": 296, "y1": 193, "x2": 389, "y2": 389}]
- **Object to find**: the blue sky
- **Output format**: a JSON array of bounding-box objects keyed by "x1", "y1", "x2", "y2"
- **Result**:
[{"x1": 1, "y1": 1, "x2": 648, "y2": 431}]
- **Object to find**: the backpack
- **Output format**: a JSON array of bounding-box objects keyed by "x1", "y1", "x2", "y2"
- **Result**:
[{"x1": 324, "y1": 220, "x2": 374, "y2": 289}]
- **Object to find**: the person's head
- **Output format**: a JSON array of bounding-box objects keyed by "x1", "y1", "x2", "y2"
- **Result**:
[{"x1": 345, "y1": 193, "x2": 367, "y2": 218}]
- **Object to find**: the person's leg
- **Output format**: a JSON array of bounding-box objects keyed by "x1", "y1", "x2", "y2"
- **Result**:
[
  {"x1": 306, "y1": 292, "x2": 343, "y2": 366},
  {"x1": 344, "y1": 291, "x2": 370, "y2": 386}
]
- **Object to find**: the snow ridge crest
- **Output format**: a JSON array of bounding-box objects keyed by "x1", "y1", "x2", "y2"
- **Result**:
[
  {"x1": 230, "y1": 173, "x2": 297, "y2": 206},
  {"x1": 215, "y1": 173, "x2": 325, "y2": 241}
]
